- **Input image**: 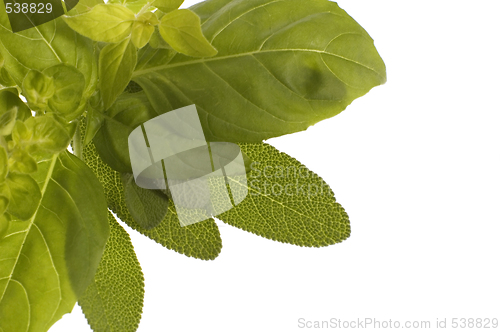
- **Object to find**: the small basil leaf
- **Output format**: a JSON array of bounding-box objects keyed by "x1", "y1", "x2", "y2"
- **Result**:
[
  {"x1": 22, "y1": 70, "x2": 55, "y2": 112},
  {"x1": 21, "y1": 116, "x2": 72, "y2": 159},
  {"x1": 4, "y1": 173, "x2": 41, "y2": 220},
  {"x1": 159, "y1": 9, "x2": 217, "y2": 57},
  {"x1": 155, "y1": 0, "x2": 183, "y2": 14},
  {"x1": 43, "y1": 64, "x2": 86, "y2": 120},
  {"x1": 8, "y1": 149, "x2": 38, "y2": 174},
  {"x1": 64, "y1": 4, "x2": 136, "y2": 43},
  {"x1": 0, "y1": 88, "x2": 31, "y2": 121},
  {"x1": 0, "y1": 107, "x2": 16, "y2": 136},
  {"x1": 99, "y1": 38, "x2": 138, "y2": 110},
  {"x1": 131, "y1": 12, "x2": 159, "y2": 49},
  {"x1": 108, "y1": 0, "x2": 149, "y2": 14}
]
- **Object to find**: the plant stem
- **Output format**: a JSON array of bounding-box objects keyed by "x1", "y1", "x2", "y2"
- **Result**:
[{"x1": 73, "y1": 123, "x2": 82, "y2": 159}]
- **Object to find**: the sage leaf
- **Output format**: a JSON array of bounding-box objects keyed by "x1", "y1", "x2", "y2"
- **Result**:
[
  {"x1": 99, "y1": 38, "x2": 138, "y2": 110},
  {"x1": 64, "y1": 4, "x2": 136, "y2": 43},
  {"x1": 133, "y1": 0, "x2": 386, "y2": 142},
  {"x1": 158, "y1": 9, "x2": 218, "y2": 57},
  {"x1": 0, "y1": 152, "x2": 109, "y2": 332},
  {"x1": 217, "y1": 143, "x2": 350, "y2": 247},
  {"x1": 83, "y1": 124, "x2": 222, "y2": 260},
  {"x1": 123, "y1": 173, "x2": 169, "y2": 230},
  {"x1": 79, "y1": 212, "x2": 144, "y2": 332}
]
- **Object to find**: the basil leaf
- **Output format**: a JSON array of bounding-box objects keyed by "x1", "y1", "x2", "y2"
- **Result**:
[
  {"x1": 63, "y1": 4, "x2": 136, "y2": 43},
  {"x1": 0, "y1": 16, "x2": 97, "y2": 104},
  {"x1": 43, "y1": 64, "x2": 86, "y2": 120},
  {"x1": 133, "y1": 0, "x2": 386, "y2": 142},
  {"x1": 108, "y1": 0, "x2": 150, "y2": 14},
  {"x1": 131, "y1": 12, "x2": 159, "y2": 49},
  {"x1": 99, "y1": 38, "x2": 138, "y2": 110},
  {"x1": 155, "y1": 0, "x2": 184, "y2": 14},
  {"x1": 0, "y1": 88, "x2": 31, "y2": 121},
  {"x1": 3, "y1": 172, "x2": 41, "y2": 220},
  {"x1": 22, "y1": 70, "x2": 56, "y2": 112},
  {"x1": 217, "y1": 143, "x2": 350, "y2": 247},
  {"x1": 159, "y1": 9, "x2": 218, "y2": 58},
  {"x1": 79, "y1": 212, "x2": 144, "y2": 332},
  {"x1": 0, "y1": 152, "x2": 109, "y2": 331}
]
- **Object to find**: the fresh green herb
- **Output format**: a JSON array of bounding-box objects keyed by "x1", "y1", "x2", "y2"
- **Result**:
[{"x1": 0, "y1": 0, "x2": 386, "y2": 330}]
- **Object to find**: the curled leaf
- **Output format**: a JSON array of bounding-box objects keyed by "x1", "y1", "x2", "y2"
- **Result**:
[
  {"x1": 43, "y1": 64, "x2": 86, "y2": 120},
  {"x1": 22, "y1": 70, "x2": 55, "y2": 112}
]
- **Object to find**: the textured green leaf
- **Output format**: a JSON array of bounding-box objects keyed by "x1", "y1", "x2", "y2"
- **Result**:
[
  {"x1": 123, "y1": 173, "x2": 169, "y2": 230},
  {"x1": 0, "y1": 14, "x2": 97, "y2": 104},
  {"x1": 84, "y1": 125, "x2": 222, "y2": 260},
  {"x1": 99, "y1": 38, "x2": 138, "y2": 110},
  {"x1": 0, "y1": 151, "x2": 109, "y2": 332},
  {"x1": 158, "y1": 9, "x2": 218, "y2": 57},
  {"x1": 63, "y1": 4, "x2": 136, "y2": 43},
  {"x1": 133, "y1": 0, "x2": 386, "y2": 142},
  {"x1": 79, "y1": 212, "x2": 144, "y2": 332},
  {"x1": 217, "y1": 143, "x2": 350, "y2": 247}
]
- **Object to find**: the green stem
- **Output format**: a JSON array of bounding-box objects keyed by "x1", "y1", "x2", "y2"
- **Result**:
[{"x1": 73, "y1": 123, "x2": 82, "y2": 159}]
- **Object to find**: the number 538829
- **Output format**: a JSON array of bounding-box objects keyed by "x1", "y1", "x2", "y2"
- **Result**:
[{"x1": 5, "y1": 2, "x2": 53, "y2": 14}]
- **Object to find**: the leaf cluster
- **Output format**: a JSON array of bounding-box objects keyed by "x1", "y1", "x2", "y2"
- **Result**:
[{"x1": 0, "y1": 0, "x2": 386, "y2": 331}]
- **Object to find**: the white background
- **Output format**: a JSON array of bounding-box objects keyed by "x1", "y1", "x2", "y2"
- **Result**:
[{"x1": 53, "y1": 1, "x2": 500, "y2": 331}]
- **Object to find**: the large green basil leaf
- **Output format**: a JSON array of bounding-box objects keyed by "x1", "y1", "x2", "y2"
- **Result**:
[
  {"x1": 0, "y1": 151, "x2": 109, "y2": 332},
  {"x1": 79, "y1": 212, "x2": 144, "y2": 332},
  {"x1": 0, "y1": 13, "x2": 97, "y2": 106},
  {"x1": 217, "y1": 142, "x2": 350, "y2": 246},
  {"x1": 132, "y1": 0, "x2": 386, "y2": 142}
]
